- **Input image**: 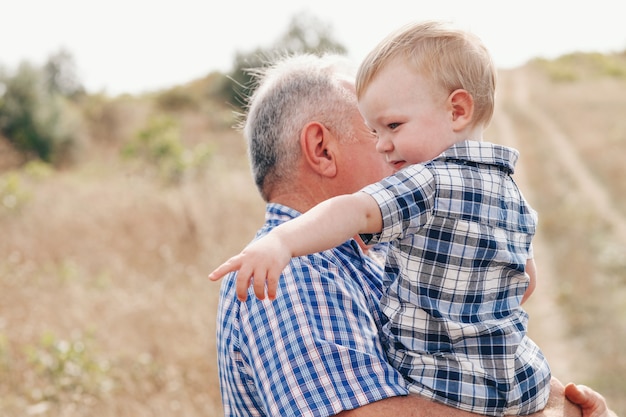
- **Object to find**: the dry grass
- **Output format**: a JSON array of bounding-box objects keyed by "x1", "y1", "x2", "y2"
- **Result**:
[
  {"x1": 1, "y1": 55, "x2": 625, "y2": 416},
  {"x1": 488, "y1": 59, "x2": 626, "y2": 415},
  {"x1": 0, "y1": 113, "x2": 265, "y2": 416}
]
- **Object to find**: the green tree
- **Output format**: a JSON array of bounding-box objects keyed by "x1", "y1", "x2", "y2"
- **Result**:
[
  {"x1": 44, "y1": 49, "x2": 85, "y2": 97},
  {"x1": 0, "y1": 51, "x2": 82, "y2": 164},
  {"x1": 222, "y1": 12, "x2": 347, "y2": 109},
  {"x1": 0, "y1": 62, "x2": 54, "y2": 160}
]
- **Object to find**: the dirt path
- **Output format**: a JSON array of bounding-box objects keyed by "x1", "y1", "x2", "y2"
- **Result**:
[
  {"x1": 491, "y1": 70, "x2": 586, "y2": 384},
  {"x1": 495, "y1": 68, "x2": 626, "y2": 414},
  {"x1": 509, "y1": 70, "x2": 626, "y2": 242}
]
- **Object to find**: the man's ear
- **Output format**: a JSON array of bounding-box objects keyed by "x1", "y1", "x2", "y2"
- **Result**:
[
  {"x1": 448, "y1": 89, "x2": 474, "y2": 131},
  {"x1": 301, "y1": 121, "x2": 338, "y2": 177}
]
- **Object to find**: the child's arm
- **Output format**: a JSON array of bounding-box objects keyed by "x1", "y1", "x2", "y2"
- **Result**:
[
  {"x1": 208, "y1": 191, "x2": 382, "y2": 301},
  {"x1": 521, "y1": 257, "x2": 537, "y2": 304}
]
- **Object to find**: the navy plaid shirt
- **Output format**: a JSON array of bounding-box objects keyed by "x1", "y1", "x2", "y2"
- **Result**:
[
  {"x1": 361, "y1": 141, "x2": 551, "y2": 415},
  {"x1": 216, "y1": 204, "x2": 407, "y2": 416}
]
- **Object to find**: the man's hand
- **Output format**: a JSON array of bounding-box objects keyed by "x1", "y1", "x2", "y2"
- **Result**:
[
  {"x1": 565, "y1": 383, "x2": 617, "y2": 417},
  {"x1": 537, "y1": 378, "x2": 581, "y2": 417},
  {"x1": 536, "y1": 379, "x2": 616, "y2": 417}
]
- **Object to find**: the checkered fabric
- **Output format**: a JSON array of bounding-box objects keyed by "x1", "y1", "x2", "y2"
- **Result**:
[
  {"x1": 216, "y1": 204, "x2": 407, "y2": 417},
  {"x1": 361, "y1": 141, "x2": 551, "y2": 415}
]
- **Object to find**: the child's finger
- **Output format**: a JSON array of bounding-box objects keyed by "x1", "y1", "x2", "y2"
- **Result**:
[
  {"x1": 208, "y1": 257, "x2": 240, "y2": 281},
  {"x1": 252, "y1": 270, "x2": 268, "y2": 301},
  {"x1": 235, "y1": 266, "x2": 254, "y2": 301},
  {"x1": 266, "y1": 270, "x2": 280, "y2": 301}
]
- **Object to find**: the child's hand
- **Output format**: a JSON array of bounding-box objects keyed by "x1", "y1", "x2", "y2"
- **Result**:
[{"x1": 208, "y1": 234, "x2": 292, "y2": 301}]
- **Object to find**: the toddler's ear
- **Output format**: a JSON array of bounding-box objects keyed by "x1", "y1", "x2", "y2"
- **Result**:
[{"x1": 449, "y1": 89, "x2": 474, "y2": 130}]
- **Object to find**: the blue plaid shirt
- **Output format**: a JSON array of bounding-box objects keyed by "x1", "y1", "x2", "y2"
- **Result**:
[
  {"x1": 216, "y1": 204, "x2": 407, "y2": 416},
  {"x1": 361, "y1": 141, "x2": 551, "y2": 415}
]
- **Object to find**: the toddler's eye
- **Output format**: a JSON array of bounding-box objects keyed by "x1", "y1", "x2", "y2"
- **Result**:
[{"x1": 388, "y1": 122, "x2": 400, "y2": 130}]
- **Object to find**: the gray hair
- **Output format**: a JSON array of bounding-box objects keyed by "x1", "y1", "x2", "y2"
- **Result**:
[{"x1": 241, "y1": 53, "x2": 358, "y2": 201}]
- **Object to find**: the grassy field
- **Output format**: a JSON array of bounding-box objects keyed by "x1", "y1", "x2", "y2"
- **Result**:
[
  {"x1": 1, "y1": 53, "x2": 625, "y2": 416},
  {"x1": 490, "y1": 54, "x2": 626, "y2": 415}
]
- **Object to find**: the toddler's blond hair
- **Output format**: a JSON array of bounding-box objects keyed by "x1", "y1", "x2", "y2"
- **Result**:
[{"x1": 356, "y1": 20, "x2": 496, "y2": 128}]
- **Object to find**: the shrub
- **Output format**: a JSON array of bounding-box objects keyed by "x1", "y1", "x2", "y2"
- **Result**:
[
  {"x1": 122, "y1": 115, "x2": 213, "y2": 184},
  {"x1": 25, "y1": 331, "x2": 112, "y2": 402},
  {"x1": 0, "y1": 61, "x2": 81, "y2": 164}
]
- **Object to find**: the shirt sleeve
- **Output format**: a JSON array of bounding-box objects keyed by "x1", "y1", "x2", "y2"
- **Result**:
[
  {"x1": 217, "y1": 243, "x2": 407, "y2": 416},
  {"x1": 360, "y1": 165, "x2": 436, "y2": 245}
]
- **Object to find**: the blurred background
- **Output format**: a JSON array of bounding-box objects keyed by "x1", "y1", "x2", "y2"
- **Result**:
[
  {"x1": 3, "y1": 0, "x2": 625, "y2": 96},
  {"x1": 1, "y1": 1, "x2": 625, "y2": 416}
]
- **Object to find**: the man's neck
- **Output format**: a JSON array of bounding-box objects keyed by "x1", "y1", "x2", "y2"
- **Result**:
[
  {"x1": 269, "y1": 190, "x2": 374, "y2": 258},
  {"x1": 268, "y1": 192, "x2": 317, "y2": 215},
  {"x1": 268, "y1": 176, "x2": 334, "y2": 214}
]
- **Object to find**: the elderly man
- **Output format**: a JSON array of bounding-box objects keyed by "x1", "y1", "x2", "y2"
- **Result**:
[{"x1": 214, "y1": 53, "x2": 614, "y2": 417}]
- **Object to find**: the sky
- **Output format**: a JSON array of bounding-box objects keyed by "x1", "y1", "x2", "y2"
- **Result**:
[{"x1": 2, "y1": 0, "x2": 625, "y2": 96}]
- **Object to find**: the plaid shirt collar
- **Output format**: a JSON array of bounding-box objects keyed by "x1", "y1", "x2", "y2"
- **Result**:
[{"x1": 434, "y1": 140, "x2": 519, "y2": 175}]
